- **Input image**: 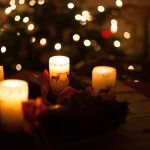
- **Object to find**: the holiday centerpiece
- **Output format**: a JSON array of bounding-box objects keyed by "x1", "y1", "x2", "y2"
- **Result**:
[{"x1": 22, "y1": 56, "x2": 128, "y2": 141}]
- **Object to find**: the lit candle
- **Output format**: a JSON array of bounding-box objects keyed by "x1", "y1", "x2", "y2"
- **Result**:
[
  {"x1": 0, "y1": 66, "x2": 4, "y2": 81},
  {"x1": 92, "y1": 66, "x2": 116, "y2": 97},
  {"x1": 49, "y1": 56, "x2": 70, "y2": 93},
  {"x1": 0, "y1": 79, "x2": 28, "y2": 132}
]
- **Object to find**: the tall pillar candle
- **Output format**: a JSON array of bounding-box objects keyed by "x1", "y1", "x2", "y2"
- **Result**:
[
  {"x1": 0, "y1": 79, "x2": 28, "y2": 132},
  {"x1": 49, "y1": 56, "x2": 70, "y2": 93},
  {"x1": 92, "y1": 66, "x2": 116, "y2": 97},
  {"x1": 0, "y1": 66, "x2": 4, "y2": 81}
]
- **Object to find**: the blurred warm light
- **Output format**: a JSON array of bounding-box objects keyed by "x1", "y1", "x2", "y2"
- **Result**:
[
  {"x1": 10, "y1": 4, "x2": 16, "y2": 10},
  {"x1": 0, "y1": 28, "x2": 4, "y2": 32},
  {"x1": 16, "y1": 64, "x2": 22, "y2": 71},
  {"x1": 38, "y1": 0, "x2": 45, "y2": 5},
  {"x1": 82, "y1": 10, "x2": 89, "y2": 17},
  {"x1": 1, "y1": 46, "x2": 7, "y2": 53},
  {"x1": 128, "y1": 65, "x2": 134, "y2": 70},
  {"x1": 73, "y1": 34, "x2": 80, "y2": 41},
  {"x1": 111, "y1": 23, "x2": 117, "y2": 33},
  {"x1": 29, "y1": 0, "x2": 36, "y2": 6},
  {"x1": 27, "y1": 23, "x2": 34, "y2": 31},
  {"x1": 31, "y1": 37, "x2": 36, "y2": 43},
  {"x1": 15, "y1": 15, "x2": 21, "y2": 21},
  {"x1": 17, "y1": 32, "x2": 21, "y2": 36},
  {"x1": 124, "y1": 32, "x2": 130, "y2": 39},
  {"x1": 82, "y1": 10, "x2": 92, "y2": 21},
  {"x1": 91, "y1": 40, "x2": 97, "y2": 46},
  {"x1": 114, "y1": 40, "x2": 121, "y2": 47},
  {"x1": 75, "y1": 14, "x2": 82, "y2": 21},
  {"x1": 80, "y1": 16, "x2": 86, "y2": 22},
  {"x1": 111, "y1": 19, "x2": 118, "y2": 24},
  {"x1": 87, "y1": 15, "x2": 93, "y2": 21},
  {"x1": 5, "y1": 7, "x2": 12, "y2": 15},
  {"x1": 94, "y1": 45, "x2": 101, "y2": 51},
  {"x1": 84, "y1": 39, "x2": 91, "y2": 47},
  {"x1": 54, "y1": 43, "x2": 62, "y2": 50},
  {"x1": 67, "y1": 2, "x2": 74, "y2": 9},
  {"x1": 9, "y1": 0, "x2": 16, "y2": 5},
  {"x1": 80, "y1": 21, "x2": 87, "y2": 25},
  {"x1": 134, "y1": 80, "x2": 140, "y2": 83},
  {"x1": 40, "y1": 38, "x2": 47, "y2": 46},
  {"x1": 116, "y1": 0, "x2": 123, "y2": 7},
  {"x1": 19, "y1": 0, "x2": 25, "y2": 5},
  {"x1": 23, "y1": 17, "x2": 29, "y2": 23},
  {"x1": 111, "y1": 19, "x2": 118, "y2": 33},
  {"x1": 97, "y1": 6, "x2": 105, "y2": 12}
]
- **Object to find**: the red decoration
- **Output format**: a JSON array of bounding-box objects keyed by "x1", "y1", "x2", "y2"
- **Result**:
[{"x1": 101, "y1": 31, "x2": 112, "y2": 39}]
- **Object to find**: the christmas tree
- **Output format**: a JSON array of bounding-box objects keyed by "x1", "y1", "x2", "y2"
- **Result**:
[{"x1": 0, "y1": 0, "x2": 126, "y2": 74}]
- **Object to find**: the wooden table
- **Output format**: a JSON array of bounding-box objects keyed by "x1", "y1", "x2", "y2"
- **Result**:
[{"x1": 1, "y1": 71, "x2": 150, "y2": 150}]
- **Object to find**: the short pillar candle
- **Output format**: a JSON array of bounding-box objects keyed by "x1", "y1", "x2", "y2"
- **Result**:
[
  {"x1": 0, "y1": 66, "x2": 4, "y2": 81},
  {"x1": 92, "y1": 66, "x2": 116, "y2": 96},
  {"x1": 0, "y1": 79, "x2": 28, "y2": 132},
  {"x1": 49, "y1": 56, "x2": 70, "y2": 93}
]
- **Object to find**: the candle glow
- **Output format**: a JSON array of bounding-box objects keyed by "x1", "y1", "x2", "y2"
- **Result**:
[
  {"x1": 0, "y1": 79, "x2": 28, "y2": 132},
  {"x1": 92, "y1": 66, "x2": 116, "y2": 97},
  {"x1": 0, "y1": 66, "x2": 4, "y2": 81},
  {"x1": 49, "y1": 56, "x2": 70, "y2": 93}
]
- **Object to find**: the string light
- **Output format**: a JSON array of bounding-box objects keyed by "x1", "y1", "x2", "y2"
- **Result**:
[
  {"x1": 75, "y1": 10, "x2": 92, "y2": 23},
  {"x1": 15, "y1": 15, "x2": 21, "y2": 21},
  {"x1": 27, "y1": 23, "x2": 34, "y2": 31},
  {"x1": 111, "y1": 19, "x2": 118, "y2": 33},
  {"x1": 94, "y1": 45, "x2": 101, "y2": 51},
  {"x1": 16, "y1": 64, "x2": 22, "y2": 71},
  {"x1": 73, "y1": 34, "x2": 80, "y2": 41},
  {"x1": 5, "y1": 7, "x2": 12, "y2": 15},
  {"x1": 111, "y1": 23, "x2": 117, "y2": 33},
  {"x1": 1, "y1": 46, "x2": 7, "y2": 53},
  {"x1": 83, "y1": 39, "x2": 91, "y2": 47},
  {"x1": 40, "y1": 38, "x2": 47, "y2": 46},
  {"x1": 17, "y1": 32, "x2": 21, "y2": 36},
  {"x1": 111, "y1": 19, "x2": 117, "y2": 24},
  {"x1": 23, "y1": 17, "x2": 29, "y2": 23},
  {"x1": 19, "y1": 0, "x2": 25, "y2": 5},
  {"x1": 54, "y1": 43, "x2": 62, "y2": 50},
  {"x1": 124, "y1": 32, "x2": 130, "y2": 39},
  {"x1": 80, "y1": 21, "x2": 87, "y2": 25},
  {"x1": 91, "y1": 40, "x2": 97, "y2": 46},
  {"x1": 128, "y1": 65, "x2": 134, "y2": 70},
  {"x1": 114, "y1": 40, "x2": 121, "y2": 47},
  {"x1": 0, "y1": 28, "x2": 4, "y2": 32},
  {"x1": 29, "y1": 0, "x2": 36, "y2": 6},
  {"x1": 10, "y1": 4, "x2": 16, "y2": 10},
  {"x1": 67, "y1": 3, "x2": 74, "y2": 9},
  {"x1": 82, "y1": 10, "x2": 92, "y2": 21},
  {"x1": 116, "y1": 0, "x2": 123, "y2": 8},
  {"x1": 9, "y1": 0, "x2": 16, "y2": 5},
  {"x1": 97, "y1": 6, "x2": 105, "y2": 12},
  {"x1": 75, "y1": 14, "x2": 82, "y2": 21},
  {"x1": 82, "y1": 11, "x2": 89, "y2": 17},
  {"x1": 38, "y1": 0, "x2": 45, "y2": 5},
  {"x1": 31, "y1": 37, "x2": 36, "y2": 43}
]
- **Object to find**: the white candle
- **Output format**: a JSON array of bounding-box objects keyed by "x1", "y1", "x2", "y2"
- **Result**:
[
  {"x1": 0, "y1": 66, "x2": 4, "y2": 81},
  {"x1": 0, "y1": 79, "x2": 28, "y2": 132},
  {"x1": 49, "y1": 56, "x2": 70, "y2": 93},
  {"x1": 92, "y1": 66, "x2": 116, "y2": 97}
]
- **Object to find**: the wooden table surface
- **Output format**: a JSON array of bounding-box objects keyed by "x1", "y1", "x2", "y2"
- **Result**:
[{"x1": 1, "y1": 71, "x2": 150, "y2": 150}]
